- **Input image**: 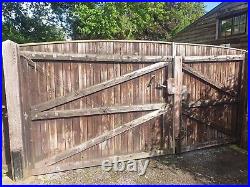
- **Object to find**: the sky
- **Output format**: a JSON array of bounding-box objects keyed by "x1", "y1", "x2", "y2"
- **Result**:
[{"x1": 204, "y1": 2, "x2": 221, "y2": 12}]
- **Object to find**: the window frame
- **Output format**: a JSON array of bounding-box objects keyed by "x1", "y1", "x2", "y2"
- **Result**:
[{"x1": 218, "y1": 12, "x2": 247, "y2": 38}]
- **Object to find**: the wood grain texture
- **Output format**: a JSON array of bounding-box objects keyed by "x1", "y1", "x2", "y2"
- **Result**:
[
  {"x1": 31, "y1": 61, "x2": 169, "y2": 113},
  {"x1": 4, "y1": 40, "x2": 244, "y2": 177},
  {"x1": 20, "y1": 51, "x2": 173, "y2": 63},
  {"x1": 2, "y1": 41, "x2": 28, "y2": 179},
  {"x1": 35, "y1": 107, "x2": 169, "y2": 167},
  {"x1": 173, "y1": 56, "x2": 183, "y2": 153},
  {"x1": 183, "y1": 55, "x2": 244, "y2": 62}
]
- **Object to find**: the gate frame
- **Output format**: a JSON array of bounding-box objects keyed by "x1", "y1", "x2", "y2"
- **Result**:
[{"x1": 2, "y1": 40, "x2": 247, "y2": 180}]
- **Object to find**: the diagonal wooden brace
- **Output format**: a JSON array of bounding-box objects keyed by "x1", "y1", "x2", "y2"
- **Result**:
[
  {"x1": 35, "y1": 106, "x2": 170, "y2": 168},
  {"x1": 31, "y1": 61, "x2": 169, "y2": 113}
]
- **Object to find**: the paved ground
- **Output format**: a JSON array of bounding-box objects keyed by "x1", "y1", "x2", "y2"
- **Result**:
[{"x1": 2, "y1": 144, "x2": 248, "y2": 184}]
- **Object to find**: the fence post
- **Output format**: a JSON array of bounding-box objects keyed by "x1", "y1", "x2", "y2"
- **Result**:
[
  {"x1": 169, "y1": 42, "x2": 183, "y2": 154},
  {"x1": 168, "y1": 43, "x2": 175, "y2": 153},
  {"x1": 2, "y1": 40, "x2": 25, "y2": 180},
  {"x1": 173, "y1": 56, "x2": 183, "y2": 153},
  {"x1": 238, "y1": 52, "x2": 248, "y2": 148}
]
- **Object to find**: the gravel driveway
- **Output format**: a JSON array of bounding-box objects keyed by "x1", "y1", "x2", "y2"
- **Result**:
[{"x1": 3, "y1": 144, "x2": 248, "y2": 184}]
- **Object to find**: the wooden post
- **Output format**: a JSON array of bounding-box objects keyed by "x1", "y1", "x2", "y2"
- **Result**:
[
  {"x1": 237, "y1": 52, "x2": 248, "y2": 148},
  {"x1": 2, "y1": 40, "x2": 25, "y2": 180},
  {"x1": 241, "y1": 52, "x2": 248, "y2": 148},
  {"x1": 173, "y1": 56, "x2": 183, "y2": 153},
  {"x1": 168, "y1": 42, "x2": 175, "y2": 153},
  {"x1": 168, "y1": 43, "x2": 182, "y2": 154}
]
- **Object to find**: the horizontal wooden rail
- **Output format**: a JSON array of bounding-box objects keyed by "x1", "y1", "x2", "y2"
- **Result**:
[
  {"x1": 182, "y1": 64, "x2": 235, "y2": 97},
  {"x1": 20, "y1": 51, "x2": 173, "y2": 63},
  {"x1": 31, "y1": 103, "x2": 165, "y2": 120},
  {"x1": 31, "y1": 61, "x2": 169, "y2": 113},
  {"x1": 183, "y1": 55, "x2": 244, "y2": 63},
  {"x1": 35, "y1": 106, "x2": 169, "y2": 167},
  {"x1": 21, "y1": 51, "x2": 244, "y2": 63},
  {"x1": 185, "y1": 98, "x2": 238, "y2": 108}
]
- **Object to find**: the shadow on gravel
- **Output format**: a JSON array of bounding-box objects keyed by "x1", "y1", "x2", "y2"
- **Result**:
[{"x1": 153, "y1": 145, "x2": 248, "y2": 184}]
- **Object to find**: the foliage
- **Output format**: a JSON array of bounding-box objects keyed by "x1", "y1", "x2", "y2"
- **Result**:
[
  {"x1": 71, "y1": 2, "x2": 205, "y2": 40},
  {"x1": 2, "y1": 2, "x2": 205, "y2": 43},
  {"x1": 2, "y1": 2, "x2": 65, "y2": 43}
]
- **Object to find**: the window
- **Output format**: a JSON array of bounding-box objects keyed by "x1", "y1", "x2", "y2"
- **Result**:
[
  {"x1": 219, "y1": 13, "x2": 247, "y2": 37},
  {"x1": 221, "y1": 18, "x2": 232, "y2": 37}
]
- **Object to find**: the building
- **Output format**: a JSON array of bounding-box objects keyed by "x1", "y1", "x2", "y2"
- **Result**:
[
  {"x1": 175, "y1": 2, "x2": 248, "y2": 149},
  {"x1": 174, "y1": 2, "x2": 248, "y2": 50}
]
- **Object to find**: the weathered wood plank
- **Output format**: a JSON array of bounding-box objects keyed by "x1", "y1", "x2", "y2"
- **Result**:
[
  {"x1": 183, "y1": 55, "x2": 244, "y2": 62},
  {"x1": 20, "y1": 51, "x2": 173, "y2": 63},
  {"x1": 31, "y1": 103, "x2": 165, "y2": 120},
  {"x1": 173, "y1": 56, "x2": 182, "y2": 153},
  {"x1": 183, "y1": 111, "x2": 232, "y2": 136},
  {"x1": 237, "y1": 52, "x2": 248, "y2": 145},
  {"x1": 167, "y1": 42, "x2": 175, "y2": 153},
  {"x1": 2, "y1": 40, "x2": 25, "y2": 180},
  {"x1": 119, "y1": 43, "x2": 129, "y2": 155},
  {"x1": 32, "y1": 149, "x2": 172, "y2": 175},
  {"x1": 35, "y1": 106, "x2": 169, "y2": 167},
  {"x1": 20, "y1": 55, "x2": 44, "y2": 73},
  {"x1": 240, "y1": 53, "x2": 247, "y2": 148},
  {"x1": 31, "y1": 61, "x2": 169, "y2": 113},
  {"x1": 19, "y1": 40, "x2": 172, "y2": 47},
  {"x1": 182, "y1": 64, "x2": 234, "y2": 97}
]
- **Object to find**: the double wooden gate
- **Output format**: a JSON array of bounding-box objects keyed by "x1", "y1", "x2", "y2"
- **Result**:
[{"x1": 2, "y1": 40, "x2": 247, "y2": 180}]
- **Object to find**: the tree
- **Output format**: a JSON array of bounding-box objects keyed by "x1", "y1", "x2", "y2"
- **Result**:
[
  {"x1": 2, "y1": 2, "x2": 65, "y2": 43},
  {"x1": 2, "y1": 2, "x2": 205, "y2": 43},
  {"x1": 70, "y1": 2, "x2": 205, "y2": 40}
]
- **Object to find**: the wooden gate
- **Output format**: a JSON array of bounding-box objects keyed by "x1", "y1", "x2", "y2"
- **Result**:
[
  {"x1": 180, "y1": 55, "x2": 246, "y2": 152},
  {"x1": 2, "y1": 40, "x2": 247, "y2": 180}
]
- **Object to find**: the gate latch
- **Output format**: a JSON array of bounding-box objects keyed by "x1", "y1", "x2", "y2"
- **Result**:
[{"x1": 147, "y1": 75, "x2": 155, "y2": 87}]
